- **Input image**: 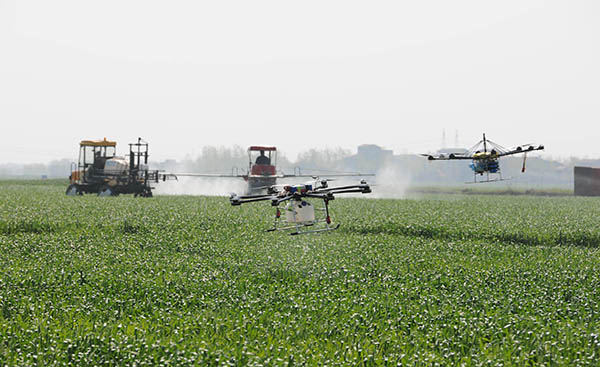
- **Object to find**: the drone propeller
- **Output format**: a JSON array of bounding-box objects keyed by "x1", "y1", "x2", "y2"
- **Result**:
[
  {"x1": 305, "y1": 176, "x2": 338, "y2": 188},
  {"x1": 307, "y1": 176, "x2": 338, "y2": 182},
  {"x1": 250, "y1": 183, "x2": 287, "y2": 191}
]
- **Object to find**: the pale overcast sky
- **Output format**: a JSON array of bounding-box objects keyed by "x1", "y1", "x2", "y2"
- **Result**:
[{"x1": 1, "y1": 0, "x2": 598, "y2": 163}]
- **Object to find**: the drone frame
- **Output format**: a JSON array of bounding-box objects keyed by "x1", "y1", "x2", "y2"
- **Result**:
[
  {"x1": 230, "y1": 180, "x2": 371, "y2": 235},
  {"x1": 423, "y1": 133, "x2": 544, "y2": 184}
]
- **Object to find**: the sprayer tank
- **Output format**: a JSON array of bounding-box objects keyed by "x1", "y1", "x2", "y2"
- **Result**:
[{"x1": 285, "y1": 200, "x2": 315, "y2": 223}]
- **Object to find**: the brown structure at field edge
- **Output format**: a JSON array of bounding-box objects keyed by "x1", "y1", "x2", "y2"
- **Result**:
[{"x1": 574, "y1": 166, "x2": 600, "y2": 196}]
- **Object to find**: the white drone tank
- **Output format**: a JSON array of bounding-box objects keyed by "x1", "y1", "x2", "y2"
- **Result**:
[
  {"x1": 285, "y1": 200, "x2": 315, "y2": 223},
  {"x1": 103, "y1": 157, "x2": 129, "y2": 175}
]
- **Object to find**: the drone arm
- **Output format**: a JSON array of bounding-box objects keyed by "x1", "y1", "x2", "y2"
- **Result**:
[
  {"x1": 315, "y1": 184, "x2": 371, "y2": 194},
  {"x1": 230, "y1": 193, "x2": 275, "y2": 206},
  {"x1": 447, "y1": 155, "x2": 473, "y2": 160},
  {"x1": 421, "y1": 154, "x2": 471, "y2": 161},
  {"x1": 315, "y1": 184, "x2": 367, "y2": 191},
  {"x1": 328, "y1": 188, "x2": 371, "y2": 195},
  {"x1": 272, "y1": 194, "x2": 296, "y2": 206},
  {"x1": 303, "y1": 185, "x2": 370, "y2": 202},
  {"x1": 497, "y1": 145, "x2": 544, "y2": 158}
]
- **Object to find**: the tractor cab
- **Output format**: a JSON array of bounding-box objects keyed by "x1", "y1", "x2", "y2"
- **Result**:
[
  {"x1": 70, "y1": 138, "x2": 117, "y2": 183},
  {"x1": 248, "y1": 146, "x2": 277, "y2": 176}
]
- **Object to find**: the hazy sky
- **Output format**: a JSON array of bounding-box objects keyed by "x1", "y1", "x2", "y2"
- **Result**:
[{"x1": 1, "y1": 0, "x2": 599, "y2": 163}]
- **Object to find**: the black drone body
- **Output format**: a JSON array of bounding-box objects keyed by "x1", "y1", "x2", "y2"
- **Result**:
[{"x1": 230, "y1": 179, "x2": 371, "y2": 235}]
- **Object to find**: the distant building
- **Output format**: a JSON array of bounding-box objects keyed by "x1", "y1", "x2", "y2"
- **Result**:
[
  {"x1": 574, "y1": 166, "x2": 600, "y2": 196},
  {"x1": 341, "y1": 144, "x2": 393, "y2": 172},
  {"x1": 356, "y1": 144, "x2": 393, "y2": 159}
]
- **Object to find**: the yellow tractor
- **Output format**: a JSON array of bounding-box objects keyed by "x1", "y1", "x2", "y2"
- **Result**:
[{"x1": 67, "y1": 137, "x2": 172, "y2": 197}]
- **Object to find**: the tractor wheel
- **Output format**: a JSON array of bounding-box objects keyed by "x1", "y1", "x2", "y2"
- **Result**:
[
  {"x1": 98, "y1": 185, "x2": 116, "y2": 197},
  {"x1": 66, "y1": 184, "x2": 81, "y2": 196}
]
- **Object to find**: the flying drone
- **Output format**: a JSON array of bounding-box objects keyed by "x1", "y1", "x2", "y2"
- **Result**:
[
  {"x1": 423, "y1": 133, "x2": 544, "y2": 183},
  {"x1": 230, "y1": 179, "x2": 371, "y2": 235}
]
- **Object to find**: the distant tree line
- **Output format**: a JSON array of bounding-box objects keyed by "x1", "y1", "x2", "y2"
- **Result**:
[
  {"x1": 1, "y1": 145, "x2": 599, "y2": 188},
  {"x1": 0, "y1": 159, "x2": 72, "y2": 179}
]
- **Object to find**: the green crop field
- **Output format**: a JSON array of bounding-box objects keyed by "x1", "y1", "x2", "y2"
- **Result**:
[{"x1": 1, "y1": 180, "x2": 600, "y2": 366}]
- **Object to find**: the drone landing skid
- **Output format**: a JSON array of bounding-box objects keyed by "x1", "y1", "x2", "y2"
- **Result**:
[
  {"x1": 466, "y1": 177, "x2": 513, "y2": 184},
  {"x1": 267, "y1": 222, "x2": 340, "y2": 235},
  {"x1": 290, "y1": 223, "x2": 340, "y2": 235}
]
